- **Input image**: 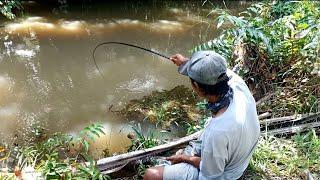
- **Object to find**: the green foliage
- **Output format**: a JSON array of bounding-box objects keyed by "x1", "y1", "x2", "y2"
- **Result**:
[
  {"x1": 294, "y1": 129, "x2": 320, "y2": 171},
  {"x1": 195, "y1": 100, "x2": 208, "y2": 110},
  {"x1": 3, "y1": 123, "x2": 109, "y2": 179},
  {"x1": 136, "y1": 160, "x2": 148, "y2": 178},
  {"x1": 16, "y1": 132, "x2": 71, "y2": 169},
  {"x1": 127, "y1": 125, "x2": 160, "y2": 152},
  {"x1": 40, "y1": 155, "x2": 110, "y2": 180},
  {"x1": 38, "y1": 123, "x2": 106, "y2": 179},
  {"x1": 193, "y1": 0, "x2": 320, "y2": 115},
  {"x1": 250, "y1": 130, "x2": 320, "y2": 178},
  {"x1": 185, "y1": 115, "x2": 207, "y2": 135},
  {"x1": 184, "y1": 100, "x2": 211, "y2": 135},
  {"x1": 0, "y1": 0, "x2": 22, "y2": 19},
  {"x1": 149, "y1": 101, "x2": 187, "y2": 128},
  {"x1": 79, "y1": 123, "x2": 105, "y2": 153},
  {"x1": 135, "y1": 158, "x2": 159, "y2": 179},
  {"x1": 77, "y1": 156, "x2": 110, "y2": 180},
  {"x1": 41, "y1": 158, "x2": 71, "y2": 179}
]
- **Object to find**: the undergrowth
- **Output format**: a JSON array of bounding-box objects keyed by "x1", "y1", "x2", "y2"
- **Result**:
[
  {"x1": 248, "y1": 130, "x2": 320, "y2": 179},
  {"x1": 0, "y1": 123, "x2": 110, "y2": 179}
]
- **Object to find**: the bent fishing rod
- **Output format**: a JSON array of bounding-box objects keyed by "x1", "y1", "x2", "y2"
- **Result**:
[{"x1": 92, "y1": 42, "x2": 171, "y2": 78}]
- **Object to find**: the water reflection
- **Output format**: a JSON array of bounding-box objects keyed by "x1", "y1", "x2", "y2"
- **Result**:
[{"x1": 5, "y1": 18, "x2": 190, "y2": 36}]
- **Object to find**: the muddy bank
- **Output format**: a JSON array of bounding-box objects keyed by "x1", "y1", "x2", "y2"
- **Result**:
[{"x1": 118, "y1": 85, "x2": 206, "y2": 128}]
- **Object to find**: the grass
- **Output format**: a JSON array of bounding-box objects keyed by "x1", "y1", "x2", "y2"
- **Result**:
[
  {"x1": 246, "y1": 130, "x2": 320, "y2": 179},
  {"x1": 127, "y1": 126, "x2": 161, "y2": 152}
]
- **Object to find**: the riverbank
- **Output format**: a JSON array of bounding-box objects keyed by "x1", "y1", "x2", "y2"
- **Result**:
[
  {"x1": 0, "y1": 84, "x2": 319, "y2": 179},
  {"x1": 119, "y1": 85, "x2": 205, "y2": 129}
]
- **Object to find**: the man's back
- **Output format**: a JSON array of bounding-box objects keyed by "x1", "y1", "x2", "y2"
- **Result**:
[{"x1": 199, "y1": 70, "x2": 260, "y2": 179}]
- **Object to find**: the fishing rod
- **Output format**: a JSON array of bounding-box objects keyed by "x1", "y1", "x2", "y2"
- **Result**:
[{"x1": 92, "y1": 42, "x2": 171, "y2": 78}]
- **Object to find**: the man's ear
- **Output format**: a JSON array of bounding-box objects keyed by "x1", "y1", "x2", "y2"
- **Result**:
[
  {"x1": 192, "y1": 81, "x2": 205, "y2": 96},
  {"x1": 192, "y1": 81, "x2": 199, "y2": 90}
]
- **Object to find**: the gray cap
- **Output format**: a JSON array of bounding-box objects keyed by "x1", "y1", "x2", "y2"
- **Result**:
[{"x1": 178, "y1": 51, "x2": 227, "y2": 85}]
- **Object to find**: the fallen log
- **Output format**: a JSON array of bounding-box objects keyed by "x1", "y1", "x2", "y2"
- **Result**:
[
  {"x1": 97, "y1": 113, "x2": 320, "y2": 175},
  {"x1": 97, "y1": 131, "x2": 202, "y2": 174},
  {"x1": 262, "y1": 121, "x2": 320, "y2": 136},
  {"x1": 260, "y1": 113, "x2": 320, "y2": 132}
]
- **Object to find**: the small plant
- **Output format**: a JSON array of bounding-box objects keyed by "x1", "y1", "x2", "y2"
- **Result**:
[
  {"x1": 184, "y1": 101, "x2": 211, "y2": 135},
  {"x1": 78, "y1": 123, "x2": 105, "y2": 153},
  {"x1": 39, "y1": 123, "x2": 106, "y2": 179},
  {"x1": 136, "y1": 160, "x2": 148, "y2": 178},
  {"x1": 77, "y1": 156, "x2": 110, "y2": 180},
  {"x1": 127, "y1": 125, "x2": 160, "y2": 152},
  {"x1": 41, "y1": 158, "x2": 72, "y2": 179}
]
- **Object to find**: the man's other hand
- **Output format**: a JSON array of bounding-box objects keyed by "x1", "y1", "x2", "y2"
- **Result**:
[{"x1": 170, "y1": 54, "x2": 188, "y2": 66}]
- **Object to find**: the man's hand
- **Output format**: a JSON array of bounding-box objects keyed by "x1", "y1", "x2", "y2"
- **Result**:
[
  {"x1": 170, "y1": 54, "x2": 188, "y2": 66},
  {"x1": 166, "y1": 154, "x2": 201, "y2": 168},
  {"x1": 166, "y1": 154, "x2": 186, "y2": 165},
  {"x1": 175, "y1": 149, "x2": 184, "y2": 155}
]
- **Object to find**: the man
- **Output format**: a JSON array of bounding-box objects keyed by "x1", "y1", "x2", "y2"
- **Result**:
[{"x1": 143, "y1": 51, "x2": 260, "y2": 180}]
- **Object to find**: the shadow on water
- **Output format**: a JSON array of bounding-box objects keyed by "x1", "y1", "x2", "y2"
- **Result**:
[{"x1": 0, "y1": 0, "x2": 253, "y2": 157}]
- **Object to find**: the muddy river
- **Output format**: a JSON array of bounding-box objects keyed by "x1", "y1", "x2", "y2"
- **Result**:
[{"x1": 0, "y1": 1, "x2": 251, "y2": 157}]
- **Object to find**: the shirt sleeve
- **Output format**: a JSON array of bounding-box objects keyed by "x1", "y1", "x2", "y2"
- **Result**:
[{"x1": 199, "y1": 131, "x2": 229, "y2": 179}]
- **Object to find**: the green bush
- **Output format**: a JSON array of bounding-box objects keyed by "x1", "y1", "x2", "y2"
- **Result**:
[{"x1": 193, "y1": 1, "x2": 320, "y2": 115}]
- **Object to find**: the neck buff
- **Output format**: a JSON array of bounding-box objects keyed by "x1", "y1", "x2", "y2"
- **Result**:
[{"x1": 205, "y1": 87, "x2": 234, "y2": 114}]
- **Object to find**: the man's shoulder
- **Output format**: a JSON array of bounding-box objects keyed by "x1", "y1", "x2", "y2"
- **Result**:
[
  {"x1": 227, "y1": 69, "x2": 256, "y2": 106},
  {"x1": 227, "y1": 69, "x2": 246, "y2": 85}
]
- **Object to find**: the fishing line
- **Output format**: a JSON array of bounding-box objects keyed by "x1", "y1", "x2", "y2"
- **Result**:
[{"x1": 92, "y1": 41, "x2": 171, "y2": 79}]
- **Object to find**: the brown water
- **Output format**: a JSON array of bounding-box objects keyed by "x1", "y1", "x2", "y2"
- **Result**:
[{"x1": 0, "y1": 1, "x2": 251, "y2": 157}]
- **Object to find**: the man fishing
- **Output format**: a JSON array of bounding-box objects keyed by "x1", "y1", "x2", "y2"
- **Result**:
[{"x1": 143, "y1": 51, "x2": 260, "y2": 180}]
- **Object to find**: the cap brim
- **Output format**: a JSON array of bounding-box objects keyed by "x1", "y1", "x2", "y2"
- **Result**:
[{"x1": 178, "y1": 60, "x2": 190, "y2": 76}]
